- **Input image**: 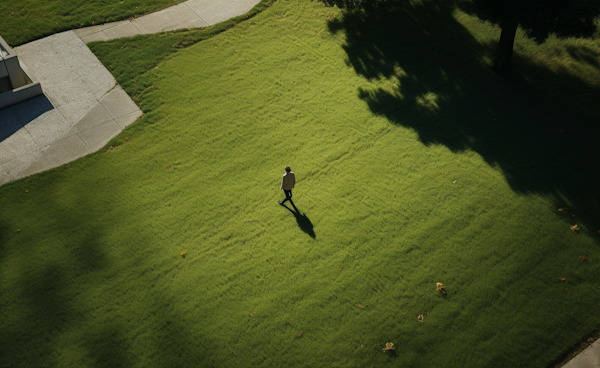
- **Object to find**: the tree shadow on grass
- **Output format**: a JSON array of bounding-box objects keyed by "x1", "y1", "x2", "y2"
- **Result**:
[
  {"x1": 327, "y1": 0, "x2": 600, "y2": 233},
  {"x1": 281, "y1": 203, "x2": 316, "y2": 239},
  {"x1": 0, "y1": 177, "x2": 212, "y2": 368},
  {"x1": 564, "y1": 45, "x2": 600, "y2": 70}
]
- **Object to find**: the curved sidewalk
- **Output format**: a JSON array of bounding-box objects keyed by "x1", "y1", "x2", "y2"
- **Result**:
[
  {"x1": 0, "y1": 0, "x2": 261, "y2": 186},
  {"x1": 562, "y1": 338, "x2": 600, "y2": 368}
]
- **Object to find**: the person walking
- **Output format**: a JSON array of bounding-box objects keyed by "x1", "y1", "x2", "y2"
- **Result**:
[{"x1": 279, "y1": 166, "x2": 296, "y2": 207}]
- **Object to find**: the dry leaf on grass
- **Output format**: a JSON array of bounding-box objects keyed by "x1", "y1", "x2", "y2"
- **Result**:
[
  {"x1": 382, "y1": 342, "x2": 394, "y2": 352},
  {"x1": 436, "y1": 282, "x2": 446, "y2": 295},
  {"x1": 417, "y1": 314, "x2": 424, "y2": 322},
  {"x1": 559, "y1": 208, "x2": 577, "y2": 218},
  {"x1": 570, "y1": 225, "x2": 580, "y2": 232},
  {"x1": 181, "y1": 251, "x2": 187, "y2": 258},
  {"x1": 580, "y1": 256, "x2": 588, "y2": 262},
  {"x1": 559, "y1": 278, "x2": 566, "y2": 281}
]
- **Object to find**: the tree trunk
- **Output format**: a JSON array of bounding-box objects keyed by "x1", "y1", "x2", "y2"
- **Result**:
[{"x1": 493, "y1": 22, "x2": 518, "y2": 74}]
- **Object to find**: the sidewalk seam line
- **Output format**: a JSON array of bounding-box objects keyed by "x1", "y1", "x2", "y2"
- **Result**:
[
  {"x1": 99, "y1": 99, "x2": 116, "y2": 120},
  {"x1": 16, "y1": 153, "x2": 52, "y2": 181},
  {"x1": 184, "y1": 2, "x2": 210, "y2": 25},
  {"x1": 77, "y1": 22, "x2": 127, "y2": 40},
  {"x1": 96, "y1": 97, "x2": 125, "y2": 130},
  {"x1": 46, "y1": 131, "x2": 80, "y2": 145},
  {"x1": 46, "y1": 107, "x2": 80, "y2": 145},
  {"x1": 76, "y1": 132, "x2": 93, "y2": 153},
  {"x1": 113, "y1": 111, "x2": 141, "y2": 128},
  {"x1": 76, "y1": 119, "x2": 120, "y2": 135},
  {"x1": 130, "y1": 20, "x2": 146, "y2": 35}
]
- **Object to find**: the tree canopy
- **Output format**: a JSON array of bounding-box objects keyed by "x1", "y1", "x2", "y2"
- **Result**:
[
  {"x1": 467, "y1": 0, "x2": 600, "y2": 72},
  {"x1": 322, "y1": 0, "x2": 600, "y2": 73},
  {"x1": 470, "y1": 0, "x2": 600, "y2": 43}
]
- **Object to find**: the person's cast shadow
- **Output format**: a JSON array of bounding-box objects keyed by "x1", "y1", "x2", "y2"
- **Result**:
[{"x1": 280, "y1": 201, "x2": 316, "y2": 239}]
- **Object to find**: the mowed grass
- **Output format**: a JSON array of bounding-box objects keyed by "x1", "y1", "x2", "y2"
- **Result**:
[
  {"x1": 2, "y1": 0, "x2": 600, "y2": 367},
  {"x1": 0, "y1": 0, "x2": 185, "y2": 46}
]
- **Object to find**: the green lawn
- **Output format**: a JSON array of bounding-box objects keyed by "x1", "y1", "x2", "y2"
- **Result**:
[
  {"x1": 0, "y1": 0, "x2": 185, "y2": 46},
  {"x1": 1, "y1": 0, "x2": 600, "y2": 367}
]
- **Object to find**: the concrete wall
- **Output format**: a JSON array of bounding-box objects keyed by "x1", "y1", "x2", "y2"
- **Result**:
[
  {"x1": 0, "y1": 82, "x2": 43, "y2": 110},
  {"x1": 0, "y1": 36, "x2": 43, "y2": 109},
  {"x1": 1, "y1": 54, "x2": 28, "y2": 88}
]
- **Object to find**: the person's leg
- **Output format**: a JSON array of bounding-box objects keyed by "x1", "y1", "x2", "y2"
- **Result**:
[
  {"x1": 286, "y1": 190, "x2": 297, "y2": 210},
  {"x1": 279, "y1": 190, "x2": 292, "y2": 205}
]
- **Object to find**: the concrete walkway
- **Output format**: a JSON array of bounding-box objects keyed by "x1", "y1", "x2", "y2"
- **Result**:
[
  {"x1": 563, "y1": 338, "x2": 600, "y2": 368},
  {"x1": 0, "y1": 0, "x2": 261, "y2": 185},
  {"x1": 74, "y1": 0, "x2": 261, "y2": 43}
]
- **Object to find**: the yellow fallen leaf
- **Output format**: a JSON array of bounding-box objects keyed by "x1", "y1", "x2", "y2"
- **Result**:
[{"x1": 383, "y1": 342, "x2": 394, "y2": 352}]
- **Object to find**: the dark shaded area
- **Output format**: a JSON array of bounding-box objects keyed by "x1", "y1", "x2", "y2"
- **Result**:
[
  {"x1": 282, "y1": 204, "x2": 316, "y2": 239},
  {"x1": 458, "y1": 0, "x2": 600, "y2": 43},
  {"x1": 0, "y1": 94, "x2": 54, "y2": 141},
  {"x1": 321, "y1": 0, "x2": 386, "y2": 10},
  {"x1": 323, "y1": 0, "x2": 600, "y2": 73},
  {"x1": 0, "y1": 177, "x2": 211, "y2": 368},
  {"x1": 456, "y1": 0, "x2": 600, "y2": 73},
  {"x1": 326, "y1": 0, "x2": 600, "y2": 232},
  {"x1": 0, "y1": 188, "x2": 118, "y2": 368},
  {"x1": 551, "y1": 327, "x2": 600, "y2": 368},
  {"x1": 564, "y1": 45, "x2": 600, "y2": 70}
]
